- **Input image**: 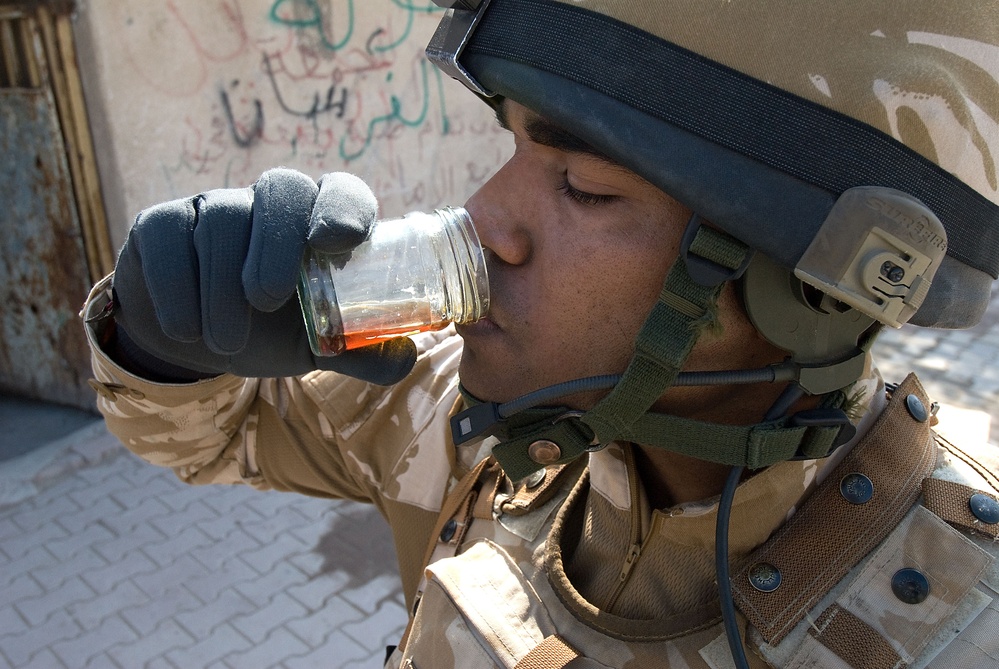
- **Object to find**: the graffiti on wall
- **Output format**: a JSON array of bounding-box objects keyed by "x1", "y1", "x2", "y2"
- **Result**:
[{"x1": 112, "y1": 0, "x2": 508, "y2": 219}]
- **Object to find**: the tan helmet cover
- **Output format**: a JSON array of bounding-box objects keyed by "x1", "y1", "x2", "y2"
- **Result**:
[{"x1": 575, "y1": 0, "x2": 997, "y2": 207}]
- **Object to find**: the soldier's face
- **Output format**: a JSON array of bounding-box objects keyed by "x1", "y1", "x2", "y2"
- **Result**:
[{"x1": 458, "y1": 101, "x2": 780, "y2": 414}]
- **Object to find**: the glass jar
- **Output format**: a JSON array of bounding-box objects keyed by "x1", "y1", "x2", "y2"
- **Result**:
[{"x1": 298, "y1": 206, "x2": 489, "y2": 356}]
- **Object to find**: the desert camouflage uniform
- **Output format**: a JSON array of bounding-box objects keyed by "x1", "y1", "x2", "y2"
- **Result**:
[{"x1": 83, "y1": 276, "x2": 999, "y2": 668}]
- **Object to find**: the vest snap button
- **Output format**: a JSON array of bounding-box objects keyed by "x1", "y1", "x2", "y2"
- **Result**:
[
  {"x1": 523, "y1": 469, "x2": 547, "y2": 489},
  {"x1": 840, "y1": 472, "x2": 874, "y2": 504},
  {"x1": 528, "y1": 440, "x2": 561, "y2": 465},
  {"x1": 439, "y1": 519, "x2": 458, "y2": 543},
  {"x1": 892, "y1": 568, "x2": 930, "y2": 604},
  {"x1": 905, "y1": 394, "x2": 928, "y2": 422},
  {"x1": 748, "y1": 563, "x2": 782, "y2": 593},
  {"x1": 969, "y1": 493, "x2": 999, "y2": 525}
]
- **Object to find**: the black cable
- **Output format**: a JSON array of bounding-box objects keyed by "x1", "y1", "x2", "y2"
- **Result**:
[
  {"x1": 497, "y1": 374, "x2": 620, "y2": 417},
  {"x1": 714, "y1": 382, "x2": 805, "y2": 669},
  {"x1": 497, "y1": 363, "x2": 798, "y2": 417},
  {"x1": 716, "y1": 464, "x2": 749, "y2": 669}
]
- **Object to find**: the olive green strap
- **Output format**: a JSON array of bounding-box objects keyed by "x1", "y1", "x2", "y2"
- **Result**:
[
  {"x1": 615, "y1": 393, "x2": 848, "y2": 468},
  {"x1": 490, "y1": 399, "x2": 849, "y2": 481},
  {"x1": 582, "y1": 226, "x2": 744, "y2": 441},
  {"x1": 491, "y1": 410, "x2": 597, "y2": 481}
]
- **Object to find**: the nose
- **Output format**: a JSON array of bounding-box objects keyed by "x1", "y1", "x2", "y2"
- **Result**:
[{"x1": 464, "y1": 159, "x2": 532, "y2": 267}]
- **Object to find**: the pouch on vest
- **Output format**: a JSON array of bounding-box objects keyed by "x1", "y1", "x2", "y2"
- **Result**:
[{"x1": 401, "y1": 539, "x2": 598, "y2": 669}]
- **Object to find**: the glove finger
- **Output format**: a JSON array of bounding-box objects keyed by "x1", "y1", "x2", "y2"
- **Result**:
[
  {"x1": 127, "y1": 197, "x2": 202, "y2": 342},
  {"x1": 243, "y1": 168, "x2": 319, "y2": 312},
  {"x1": 192, "y1": 188, "x2": 255, "y2": 355},
  {"x1": 307, "y1": 172, "x2": 378, "y2": 254},
  {"x1": 314, "y1": 337, "x2": 418, "y2": 385}
]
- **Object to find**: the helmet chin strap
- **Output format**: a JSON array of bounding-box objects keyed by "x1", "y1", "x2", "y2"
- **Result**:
[{"x1": 451, "y1": 218, "x2": 859, "y2": 481}]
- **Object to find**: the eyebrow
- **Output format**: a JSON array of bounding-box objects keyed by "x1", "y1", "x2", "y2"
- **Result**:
[{"x1": 495, "y1": 103, "x2": 617, "y2": 165}]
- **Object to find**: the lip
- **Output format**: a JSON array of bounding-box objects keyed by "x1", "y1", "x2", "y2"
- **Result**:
[{"x1": 455, "y1": 315, "x2": 502, "y2": 337}]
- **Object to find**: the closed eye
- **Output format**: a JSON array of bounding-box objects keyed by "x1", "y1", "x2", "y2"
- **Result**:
[{"x1": 557, "y1": 180, "x2": 617, "y2": 206}]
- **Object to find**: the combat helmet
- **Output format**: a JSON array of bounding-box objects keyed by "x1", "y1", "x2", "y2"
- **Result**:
[
  {"x1": 429, "y1": 0, "x2": 997, "y2": 329},
  {"x1": 429, "y1": 0, "x2": 999, "y2": 474}
]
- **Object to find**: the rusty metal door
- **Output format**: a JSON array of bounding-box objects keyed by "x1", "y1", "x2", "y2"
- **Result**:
[{"x1": 0, "y1": 4, "x2": 111, "y2": 411}]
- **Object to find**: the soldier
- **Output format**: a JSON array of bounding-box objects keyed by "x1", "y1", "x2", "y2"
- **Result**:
[{"x1": 83, "y1": 1, "x2": 999, "y2": 667}]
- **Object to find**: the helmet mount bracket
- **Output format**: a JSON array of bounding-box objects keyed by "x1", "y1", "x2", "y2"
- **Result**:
[
  {"x1": 427, "y1": 0, "x2": 495, "y2": 97},
  {"x1": 742, "y1": 186, "x2": 947, "y2": 395},
  {"x1": 794, "y1": 186, "x2": 948, "y2": 328}
]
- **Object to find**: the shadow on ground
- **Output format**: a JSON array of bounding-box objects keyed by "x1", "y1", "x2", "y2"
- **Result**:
[
  {"x1": 0, "y1": 395, "x2": 99, "y2": 462},
  {"x1": 316, "y1": 502, "x2": 401, "y2": 585}
]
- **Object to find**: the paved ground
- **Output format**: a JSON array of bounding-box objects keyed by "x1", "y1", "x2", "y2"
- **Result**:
[
  {"x1": 0, "y1": 421, "x2": 407, "y2": 669},
  {"x1": 875, "y1": 288, "x2": 999, "y2": 445},
  {"x1": 0, "y1": 290, "x2": 996, "y2": 669}
]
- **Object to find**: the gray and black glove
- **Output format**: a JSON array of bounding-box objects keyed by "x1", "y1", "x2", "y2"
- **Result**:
[{"x1": 110, "y1": 168, "x2": 417, "y2": 384}]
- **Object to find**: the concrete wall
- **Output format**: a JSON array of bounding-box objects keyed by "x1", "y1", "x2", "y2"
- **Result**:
[{"x1": 73, "y1": 0, "x2": 510, "y2": 253}]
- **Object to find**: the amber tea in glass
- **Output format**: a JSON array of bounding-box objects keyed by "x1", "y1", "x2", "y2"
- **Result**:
[{"x1": 298, "y1": 207, "x2": 489, "y2": 356}]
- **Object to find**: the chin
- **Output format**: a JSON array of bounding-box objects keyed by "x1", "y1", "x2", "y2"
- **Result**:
[{"x1": 457, "y1": 353, "x2": 525, "y2": 404}]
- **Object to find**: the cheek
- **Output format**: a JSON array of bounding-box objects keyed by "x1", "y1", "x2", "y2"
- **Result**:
[{"x1": 550, "y1": 226, "x2": 676, "y2": 346}]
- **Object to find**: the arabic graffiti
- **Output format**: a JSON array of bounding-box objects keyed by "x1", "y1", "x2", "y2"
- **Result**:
[
  {"x1": 220, "y1": 87, "x2": 265, "y2": 148},
  {"x1": 339, "y1": 59, "x2": 448, "y2": 161},
  {"x1": 269, "y1": 0, "x2": 355, "y2": 52},
  {"x1": 123, "y1": 0, "x2": 509, "y2": 218},
  {"x1": 199, "y1": 0, "x2": 445, "y2": 166}
]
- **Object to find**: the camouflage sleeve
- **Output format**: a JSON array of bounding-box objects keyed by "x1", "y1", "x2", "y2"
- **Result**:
[{"x1": 81, "y1": 274, "x2": 465, "y2": 504}]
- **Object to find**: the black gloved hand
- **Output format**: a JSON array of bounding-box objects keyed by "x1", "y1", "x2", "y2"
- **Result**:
[{"x1": 111, "y1": 168, "x2": 417, "y2": 384}]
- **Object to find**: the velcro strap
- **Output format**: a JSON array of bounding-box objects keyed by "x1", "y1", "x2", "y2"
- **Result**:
[
  {"x1": 513, "y1": 634, "x2": 579, "y2": 669},
  {"x1": 659, "y1": 289, "x2": 705, "y2": 320},
  {"x1": 491, "y1": 408, "x2": 845, "y2": 482},
  {"x1": 688, "y1": 223, "x2": 752, "y2": 275},
  {"x1": 584, "y1": 226, "x2": 746, "y2": 441},
  {"x1": 922, "y1": 478, "x2": 999, "y2": 540},
  {"x1": 492, "y1": 413, "x2": 596, "y2": 482},
  {"x1": 806, "y1": 605, "x2": 905, "y2": 669},
  {"x1": 617, "y1": 410, "x2": 843, "y2": 468}
]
